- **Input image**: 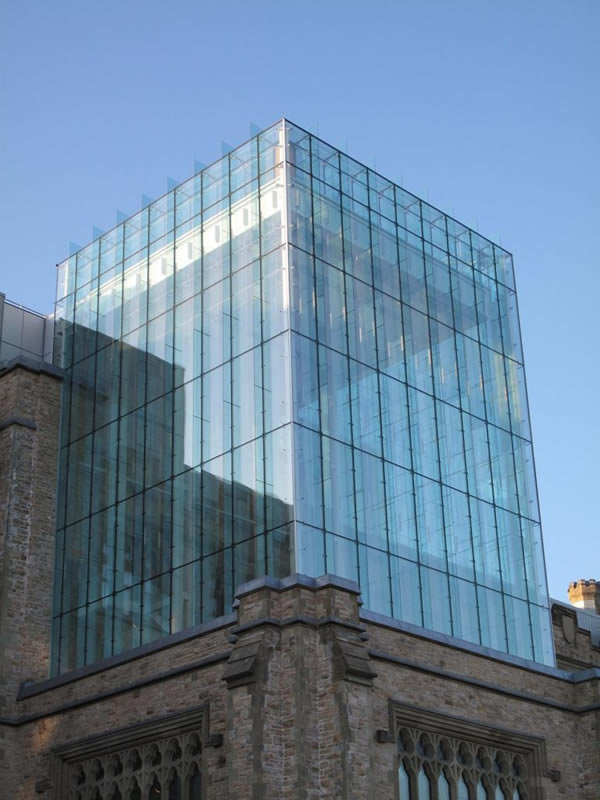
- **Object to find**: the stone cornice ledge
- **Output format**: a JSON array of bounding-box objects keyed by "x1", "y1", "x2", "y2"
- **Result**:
[
  {"x1": 361, "y1": 608, "x2": 600, "y2": 683},
  {"x1": 0, "y1": 354, "x2": 63, "y2": 379}
]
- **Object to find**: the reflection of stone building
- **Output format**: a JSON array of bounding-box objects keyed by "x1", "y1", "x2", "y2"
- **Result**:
[{"x1": 1, "y1": 119, "x2": 599, "y2": 798}]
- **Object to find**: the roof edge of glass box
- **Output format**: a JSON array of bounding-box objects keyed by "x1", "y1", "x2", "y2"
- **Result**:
[{"x1": 56, "y1": 117, "x2": 513, "y2": 268}]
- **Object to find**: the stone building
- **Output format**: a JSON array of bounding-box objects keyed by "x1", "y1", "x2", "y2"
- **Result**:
[{"x1": 0, "y1": 121, "x2": 599, "y2": 798}]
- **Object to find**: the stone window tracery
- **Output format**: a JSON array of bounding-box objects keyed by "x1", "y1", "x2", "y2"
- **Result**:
[
  {"x1": 66, "y1": 731, "x2": 202, "y2": 799},
  {"x1": 54, "y1": 707, "x2": 210, "y2": 800},
  {"x1": 397, "y1": 725, "x2": 529, "y2": 799},
  {"x1": 388, "y1": 703, "x2": 546, "y2": 800}
]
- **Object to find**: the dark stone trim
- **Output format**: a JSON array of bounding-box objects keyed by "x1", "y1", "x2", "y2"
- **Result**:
[
  {"x1": 53, "y1": 704, "x2": 210, "y2": 760},
  {"x1": 230, "y1": 614, "x2": 366, "y2": 637},
  {"x1": 0, "y1": 415, "x2": 37, "y2": 432},
  {"x1": 223, "y1": 635, "x2": 264, "y2": 688},
  {"x1": 0, "y1": 354, "x2": 63, "y2": 379},
  {"x1": 233, "y1": 572, "x2": 362, "y2": 600},
  {"x1": 369, "y1": 648, "x2": 599, "y2": 712},
  {"x1": 18, "y1": 612, "x2": 237, "y2": 699},
  {"x1": 361, "y1": 607, "x2": 588, "y2": 681},
  {"x1": 6, "y1": 650, "x2": 231, "y2": 726}
]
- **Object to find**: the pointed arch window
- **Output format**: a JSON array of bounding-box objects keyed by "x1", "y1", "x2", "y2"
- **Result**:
[
  {"x1": 56, "y1": 707, "x2": 208, "y2": 800},
  {"x1": 393, "y1": 708, "x2": 536, "y2": 800}
]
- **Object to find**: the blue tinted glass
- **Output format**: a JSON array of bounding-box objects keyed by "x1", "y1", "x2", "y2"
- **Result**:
[{"x1": 53, "y1": 121, "x2": 552, "y2": 672}]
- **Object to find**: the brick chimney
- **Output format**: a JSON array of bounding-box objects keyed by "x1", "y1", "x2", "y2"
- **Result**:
[{"x1": 568, "y1": 579, "x2": 600, "y2": 616}]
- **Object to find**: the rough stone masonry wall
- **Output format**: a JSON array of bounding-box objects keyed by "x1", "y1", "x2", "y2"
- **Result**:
[
  {"x1": 2, "y1": 573, "x2": 599, "y2": 799},
  {"x1": 0, "y1": 362, "x2": 62, "y2": 706}
]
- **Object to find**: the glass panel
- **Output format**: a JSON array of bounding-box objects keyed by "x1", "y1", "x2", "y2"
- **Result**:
[
  {"x1": 296, "y1": 523, "x2": 325, "y2": 577},
  {"x1": 386, "y1": 463, "x2": 417, "y2": 560},
  {"x1": 231, "y1": 261, "x2": 261, "y2": 357},
  {"x1": 380, "y1": 376, "x2": 411, "y2": 469},
  {"x1": 292, "y1": 334, "x2": 319, "y2": 430},
  {"x1": 390, "y1": 556, "x2": 422, "y2": 625},
  {"x1": 458, "y1": 776, "x2": 469, "y2": 800},
  {"x1": 262, "y1": 248, "x2": 288, "y2": 340},
  {"x1": 376, "y1": 290, "x2": 405, "y2": 382},
  {"x1": 325, "y1": 533, "x2": 357, "y2": 582},
  {"x1": 478, "y1": 586, "x2": 508, "y2": 652},
  {"x1": 404, "y1": 306, "x2": 432, "y2": 394},
  {"x1": 294, "y1": 425, "x2": 323, "y2": 529},
  {"x1": 346, "y1": 275, "x2": 376, "y2": 367},
  {"x1": 350, "y1": 360, "x2": 382, "y2": 456},
  {"x1": 355, "y1": 450, "x2": 386, "y2": 549},
  {"x1": 263, "y1": 333, "x2": 291, "y2": 432},
  {"x1": 319, "y1": 345, "x2": 351, "y2": 443},
  {"x1": 316, "y1": 260, "x2": 347, "y2": 353},
  {"x1": 323, "y1": 437, "x2": 355, "y2": 539},
  {"x1": 358, "y1": 545, "x2": 391, "y2": 616},
  {"x1": 289, "y1": 246, "x2": 316, "y2": 338},
  {"x1": 421, "y1": 566, "x2": 452, "y2": 635}
]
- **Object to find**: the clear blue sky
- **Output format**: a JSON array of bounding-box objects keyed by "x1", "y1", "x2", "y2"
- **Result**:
[{"x1": 1, "y1": 0, "x2": 598, "y2": 602}]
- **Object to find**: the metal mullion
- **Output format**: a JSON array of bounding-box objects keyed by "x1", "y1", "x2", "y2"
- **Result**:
[
  {"x1": 280, "y1": 121, "x2": 296, "y2": 577},
  {"x1": 469, "y1": 230, "x2": 510, "y2": 652},
  {"x1": 198, "y1": 167, "x2": 205, "y2": 624},
  {"x1": 109, "y1": 222, "x2": 126, "y2": 657},
  {"x1": 338, "y1": 149, "x2": 361, "y2": 583},
  {"x1": 493, "y1": 250, "x2": 537, "y2": 659},
  {"x1": 167, "y1": 188, "x2": 177, "y2": 636},
  {"x1": 257, "y1": 132, "x2": 268, "y2": 575},
  {"x1": 446, "y1": 224, "x2": 483, "y2": 647},
  {"x1": 139, "y1": 206, "x2": 151, "y2": 642},
  {"x1": 303, "y1": 134, "x2": 328, "y2": 574},
  {"x1": 54, "y1": 304, "x2": 74, "y2": 672},
  {"x1": 419, "y1": 206, "x2": 452, "y2": 635},
  {"x1": 394, "y1": 187, "x2": 425, "y2": 627},
  {"x1": 82, "y1": 242, "x2": 101, "y2": 666},
  {"x1": 226, "y1": 152, "x2": 235, "y2": 602},
  {"x1": 366, "y1": 169, "x2": 393, "y2": 614}
]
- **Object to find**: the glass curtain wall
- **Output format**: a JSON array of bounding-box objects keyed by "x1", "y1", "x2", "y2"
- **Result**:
[
  {"x1": 285, "y1": 121, "x2": 552, "y2": 666},
  {"x1": 52, "y1": 119, "x2": 553, "y2": 673},
  {"x1": 53, "y1": 122, "x2": 293, "y2": 674}
]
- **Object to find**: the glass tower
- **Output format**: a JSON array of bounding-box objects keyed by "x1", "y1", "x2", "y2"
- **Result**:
[{"x1": 52, "y1": 119, "x2": 553, "y2": 675}]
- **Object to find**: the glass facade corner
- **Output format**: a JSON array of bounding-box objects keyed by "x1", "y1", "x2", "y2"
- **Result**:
[{"x1": 52, "y1": 119, "x2": 553, "y2": 674}]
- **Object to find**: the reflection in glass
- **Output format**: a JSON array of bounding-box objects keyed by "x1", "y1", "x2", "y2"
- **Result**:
[{"x1": 52, "y1": 119, "x2": 552, "y2": 673}]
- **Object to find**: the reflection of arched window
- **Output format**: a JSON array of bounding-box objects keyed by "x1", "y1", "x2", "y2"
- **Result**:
[{"x1": 398, "y1": 761, "x2": 410, "y2": 799}]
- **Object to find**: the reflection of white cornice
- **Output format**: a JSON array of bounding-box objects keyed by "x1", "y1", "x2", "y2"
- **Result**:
[{"x1": 70, "y1": 173, "x2": 283, "y2": 308}]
